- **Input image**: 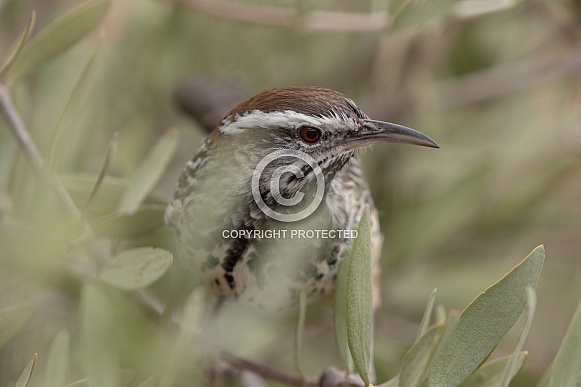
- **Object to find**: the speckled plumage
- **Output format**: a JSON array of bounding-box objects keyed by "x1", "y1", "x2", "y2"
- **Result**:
[{"x1": 166, "y1": 86, "x2": 436, "y2": 311}]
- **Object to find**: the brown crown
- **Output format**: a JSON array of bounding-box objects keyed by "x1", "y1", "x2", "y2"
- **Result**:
[{"x1": 223, "y1": 86, "x2": 367, "y2": 123}]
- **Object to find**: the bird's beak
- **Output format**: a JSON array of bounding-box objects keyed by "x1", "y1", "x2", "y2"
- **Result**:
[{"x1": 348, "y1": 119, "x2": 439, "y2": 149}]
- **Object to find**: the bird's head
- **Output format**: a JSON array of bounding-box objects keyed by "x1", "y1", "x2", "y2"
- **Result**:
[
  {"x1": 184, "y1": 86, "x2": 439, "y2": 223},
  {"x1": 211, "y1": 86, "x2": 437, "y2": 180}
]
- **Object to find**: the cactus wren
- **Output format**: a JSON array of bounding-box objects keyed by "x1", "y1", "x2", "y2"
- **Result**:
[{"x1": 166, "y1": 86, "x2": 438, "y2": 311}]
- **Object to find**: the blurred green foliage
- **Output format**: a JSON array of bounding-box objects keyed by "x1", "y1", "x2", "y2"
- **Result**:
[{"x1": 1, "y1": 0, "x2": 581, "y2": 385}]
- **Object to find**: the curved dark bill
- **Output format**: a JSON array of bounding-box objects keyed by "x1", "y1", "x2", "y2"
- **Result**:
[{"x1": 350, "y1": 119, "x2": 439, "y2": 148}]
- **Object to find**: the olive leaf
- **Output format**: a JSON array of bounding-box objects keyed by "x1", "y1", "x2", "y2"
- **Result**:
[
  {"x1": 46, "y1": 330, "x2": 71, "y2": 387},
  {"x1": 346, "y1": 205, "x2": 373, "y2": 386},
  {"x1": 118, "y1": 128, "x2": 178, "y2": 214},
  {"x1": 399, "y1": 324, "x2": 444, "y2": 387},
  {"x1": 460, "y1": 352, "x2": 528, "y2": 387},
  {"x1": 294, "y1": 290, "x2": 307, "y2": 378},
  {"x1": 334, "y1": 251, "x2": 353, "y2": 372},
  {"x1": 427, "y1": 245, "x2": 545, "y2": 385},
  {"x1": 99, "y1": 247, "x2": 173, "y2": 291},
  {"x1": 9, "y1": 0, "x2": 110, "y2": 81},
  {"x1": 538, "y1": 294, "x2": 581, "y2": 387},
  {"x1": 15, "y1": 353, "x2": 37, "y2": 387},
  {"x1": 0, "y1": 11, "x2": 36, "y2": 80}
]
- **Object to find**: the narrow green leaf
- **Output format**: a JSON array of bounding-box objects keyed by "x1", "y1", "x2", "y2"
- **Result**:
[
  {"x1": 16, "y1": 353, "x2": 37, "y2": 387},
  {"x1": 377, "y1": 375, "x2": 400, "y2": 387},
  {"x1": 46, "y1": 329, "x2": 71, "y2": 387},
  {"x1": 417, "y1": 288, "x2": 438, "y2": 341},
  {"x1": 159, "y1": 289, "x2": 205, "y2": 387},
  {"x1": 80, "y1": 283, "x2": 118, "y2": 387},
  {"x1": 48, "y1": 33, "x2": 103, "y2": 168},
  {"x1": 65, "y1": 379, "x2": 91, "y2": 387},
  {"x1": 61, "y1": 173, "x2": 165, "y2": 218},
  {"x1": 0, "y1": 11, "x2": 36, "y2": 81},
  {"x1": 346, "y1": 205, "x2": 373, "y2": 386},
  {"x1": 118, "y1": 128, "x2": 178, "y2": 214},
  {"x1": 460, "y1": 352, "x2": 528, "y2": 387},
  {"x1": 427, "y1": 245, "x2": 545, "y2": 386},
  {"x1": 182, "y1": 287, "x2": 206, "y2": 330},
  {"x1": 334, "y1": 252, "x2": 353, "y2": 372},
  {"x1": 538, "y1": 293, "x2": 581, "y2": 387},
  {"x1": 83, "y1": 132, "x2": 118, "y2": 211},
  {"x1": 9, "y1": 0, "x2": 110, "y2": 81},
  {"x1": 400, "y1": 324, "x2": 444, "y2": 387},
  {"x1": 294, "y1": 290, "x2": 307, "y2": 378},
  {"x1": 0, "y1": 303, "x2": 34, "y2": 349},
  {"x1": 435, "y1": 304, "x2": 447, "y2": 325},
  {"x1": 99, "y1": 247, "x2": 173, "y2": 290},
  {"x1": 500, "y1": 286, "x2": 536, "y2": 387},
  {"x1": 90, "y1": 205, "x2": 165, "y2": 238}
]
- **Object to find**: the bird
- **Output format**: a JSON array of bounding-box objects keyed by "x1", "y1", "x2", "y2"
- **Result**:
[{"x1": 165, "y1": 86, "x2": 438, "y2": 312}]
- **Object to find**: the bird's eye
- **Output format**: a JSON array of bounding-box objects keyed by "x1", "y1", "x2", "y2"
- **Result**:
[{"x1": 298, "y1": 126, "x2": 322, "y2": 143}]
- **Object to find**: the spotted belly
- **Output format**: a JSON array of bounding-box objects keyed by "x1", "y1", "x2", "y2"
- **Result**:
[{"x1": 183, "y1": 232, "x2": 348, "y2": 311}]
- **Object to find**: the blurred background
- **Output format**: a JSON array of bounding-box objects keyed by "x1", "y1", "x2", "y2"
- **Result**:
[{"x1": 1, "y1": 0, "x2": 580, "y2": 385}]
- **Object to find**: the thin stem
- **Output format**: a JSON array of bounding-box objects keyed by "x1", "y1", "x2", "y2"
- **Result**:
[
  {"x1": 222, "y1": 352, "x2": 318, "y2": 387},
  {"x1": 0, "y1": 84, "x2": 44, "y2": 170},
  {"x1": 0, "y1": 83, "x2": 81, "y2": 218}
]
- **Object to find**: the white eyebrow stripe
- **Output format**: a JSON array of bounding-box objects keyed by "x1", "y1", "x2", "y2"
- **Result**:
[{"x1": 219, "y1": 110, "x2": 355, "y2": 135}]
